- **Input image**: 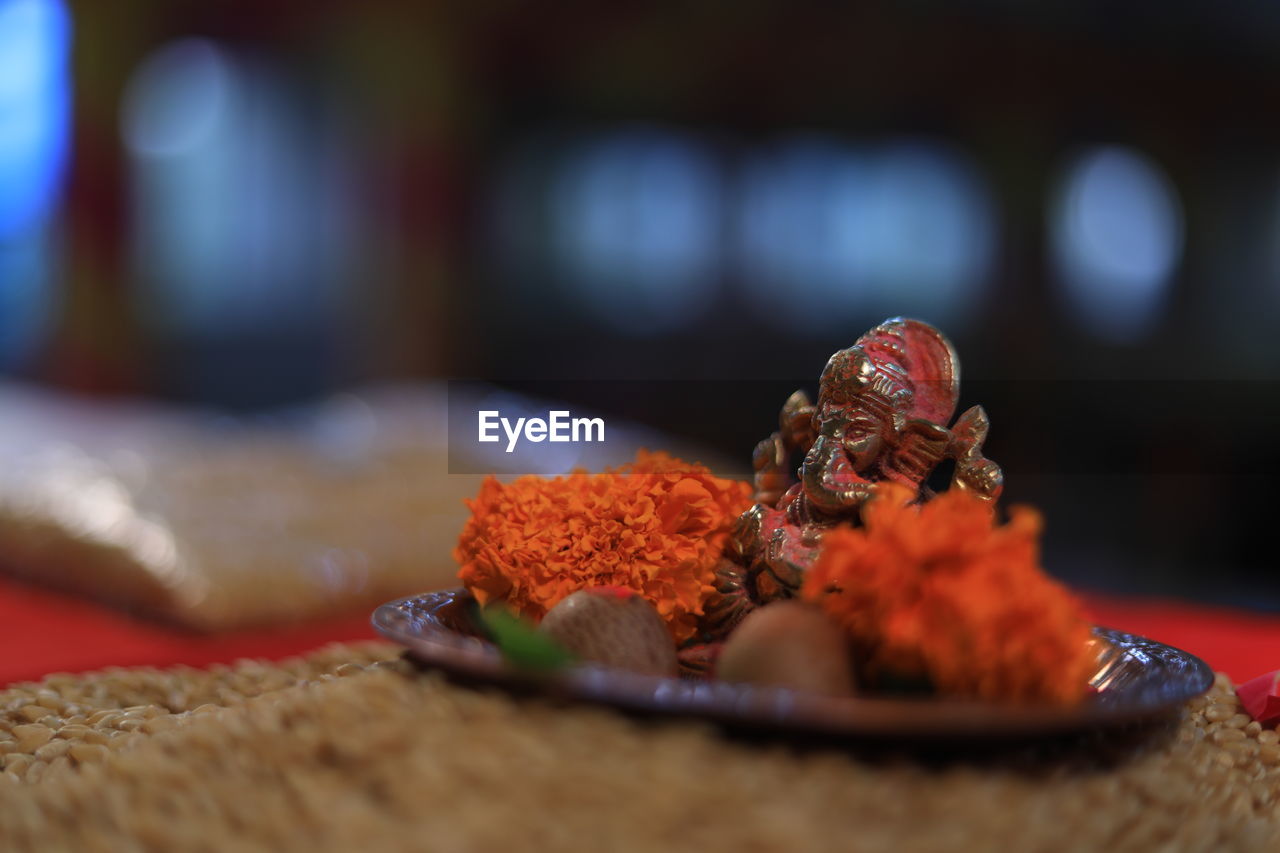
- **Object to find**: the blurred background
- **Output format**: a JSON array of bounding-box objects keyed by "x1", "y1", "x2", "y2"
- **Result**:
[{"x1": 3, "y1": 0, "x2": 1280, "y2": 612}]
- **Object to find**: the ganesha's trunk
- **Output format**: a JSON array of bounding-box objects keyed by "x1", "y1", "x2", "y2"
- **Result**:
[{"x1": 801, "y1": 435, "x2": 877, "y2": 516}]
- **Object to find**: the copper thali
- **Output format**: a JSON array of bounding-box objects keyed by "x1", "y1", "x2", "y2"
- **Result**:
[{"x1": 373, "y1": 589, "x2": 1214, "y2": 744}]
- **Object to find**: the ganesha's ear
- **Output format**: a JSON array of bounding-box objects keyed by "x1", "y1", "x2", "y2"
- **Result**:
[{"x1": 890, "y1": 317, "x2": 960, "y2": 426}]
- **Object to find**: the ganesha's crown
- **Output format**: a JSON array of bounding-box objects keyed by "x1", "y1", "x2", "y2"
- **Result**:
[
  {"x1": 817, "y1": 317, "x2": 960, "y2": 426},
  {"x1": 819, "y1": 343, "x2": 911, "y2": 406}
]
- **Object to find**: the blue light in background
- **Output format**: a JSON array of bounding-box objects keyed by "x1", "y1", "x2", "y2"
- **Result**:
[
  {"x1": 737, "y1": 138, "x2": 863, "y2": 326},
  {"x1": 122, "y1": 39, "x2": 240, "y2": 332},
  {"x1": 860, "y1": 144, "x2": 995, "y2": 322},
  {"x1": 121, "y1": 39, "x2": 230, "y2": 160},
  {"x1": 0, "y1": 0, "x2": 70, "y2": 370},
  {"x1": 551, "y1": 129, "x2": 722, "y2": 336},
  {"x1": 121, "y1": 39, "x2": 355, "y2": 337},
  {"x1": 737, "y1": 138, "x2": 995, "y2": 333},
  {"x1": 1050, "y1": 146, "x2": 1183, "y2": 343},
  {"x1": 0, "y1": 0, "x2": 70, "y2": 238},
  {"x1": 0, "y1": 232, "x2": 54, "y2": 367}
]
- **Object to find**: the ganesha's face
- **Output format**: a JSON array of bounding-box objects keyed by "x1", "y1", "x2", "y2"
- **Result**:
[{"x1": 822, "y1": 403, "x2": 893, "y2": 472}]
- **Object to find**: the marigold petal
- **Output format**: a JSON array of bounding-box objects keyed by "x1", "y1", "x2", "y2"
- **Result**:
[
  {"x1": 456, "y1": 451, "x2": 752, "y2": 644},
  {"x1": 802, "y1": 487, "x2": 1093, "y2": 705}
]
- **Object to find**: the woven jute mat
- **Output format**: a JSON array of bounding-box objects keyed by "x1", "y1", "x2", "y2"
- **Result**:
[{"x1": 1, "y1": 645, "x2": 1277, "y2": 852}]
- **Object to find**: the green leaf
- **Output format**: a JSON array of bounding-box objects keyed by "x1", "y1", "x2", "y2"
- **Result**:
[{"x1": 477, "y1": 606, "x2": 576, "y2": 672}]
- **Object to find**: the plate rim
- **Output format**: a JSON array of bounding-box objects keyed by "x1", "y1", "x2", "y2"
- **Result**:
[{"x1": 372, "y1": 588, "x2": 1215, "y2": 741}]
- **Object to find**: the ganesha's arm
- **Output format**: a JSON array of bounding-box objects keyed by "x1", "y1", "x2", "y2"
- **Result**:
[
  {"x1": 948, "y1": 406, "x2": 1004, "y2": 501},
  {"x1": 751, "y1": 433, "x2": 791, "y2": 506},
  {"x1": 953, "y1": 457, "x2": 1004, "y2": 501},
  {"x1": 700, "y1": 507, "x2": 820, "y2": 640},
  {"x1": 801, "y1": 434, "x2": 877, "y2": 515},
  {"x1": 760, "y1": 522, "x2": 822, "y2": 596},
  {"x1": 701, "y1": 504, "x2": 787, "y2": 640},
  {"x1": 700, "y1": 557, "x2": 755, "y2": 641}
]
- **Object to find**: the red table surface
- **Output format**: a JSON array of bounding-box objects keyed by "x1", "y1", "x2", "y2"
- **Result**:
[{"x1": 0, "y1": 575, "x2": 1277, "y2": 687}]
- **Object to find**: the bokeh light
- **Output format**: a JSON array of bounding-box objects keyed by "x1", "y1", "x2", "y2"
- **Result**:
[
  {"x1": 736, "y1": 138, "x2": 863, "y2": 326},
  {"x1": 0, "y1": 233, "x2": 55, "y2": 368},
  {"x1": 0, "y1": 0, "x2": 70, "y2": 238},
  {"x1": 121, "y1": 39, "x2": 356, "y2": 338},
  {"x1": 1050, "y1": 146, "x2": 1184, "y2": 343},
  {"x1": 737, "y1": 138, "x2": 995, "y2": 333},
  {"x1": 121, "y1": 39, "x2": 231, "y2": 159},
  {"x1": 0, "y1": 0, "x2": 70, "y2": 370},
  {"x1": 550, "y1": 129, "x2": 722, "y2": 336}
]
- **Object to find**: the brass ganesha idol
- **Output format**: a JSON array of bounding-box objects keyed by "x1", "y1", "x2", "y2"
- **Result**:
[{"x1": 701, "y1": 317, "x2": 1004, "y2": 641}]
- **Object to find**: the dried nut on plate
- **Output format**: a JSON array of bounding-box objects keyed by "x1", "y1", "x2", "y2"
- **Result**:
[
  {"x1": 538, "y1": 588, "x2": 679, "y2": 677},
  {"x1": 716, "y1": 601, "x2": 856, "y2": 697}
]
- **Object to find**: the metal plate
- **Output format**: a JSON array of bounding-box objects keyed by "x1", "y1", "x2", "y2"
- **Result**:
[{"x1": 373, "y1": 589, "x2": 1214, "y2": 743}]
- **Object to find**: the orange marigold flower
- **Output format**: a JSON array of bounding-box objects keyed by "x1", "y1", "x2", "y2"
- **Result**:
[
  {"x1": 455, "y1": 451, "x2": 753, "y2": 645},
  {"x1": 801, "y1": 484, "x2": 1096, "y2": 705}
]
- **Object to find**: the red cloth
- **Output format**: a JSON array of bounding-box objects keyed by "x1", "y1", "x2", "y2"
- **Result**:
[
  {"x1": 1, "y1": 577, "x2": 1279, "y2": 687},
  {"x1": 1079, "y1": 592, "x2": 1280, "y2": 686},
  {"x1": 0, "y1": 576, "x2": 377, "y2": 686}
]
